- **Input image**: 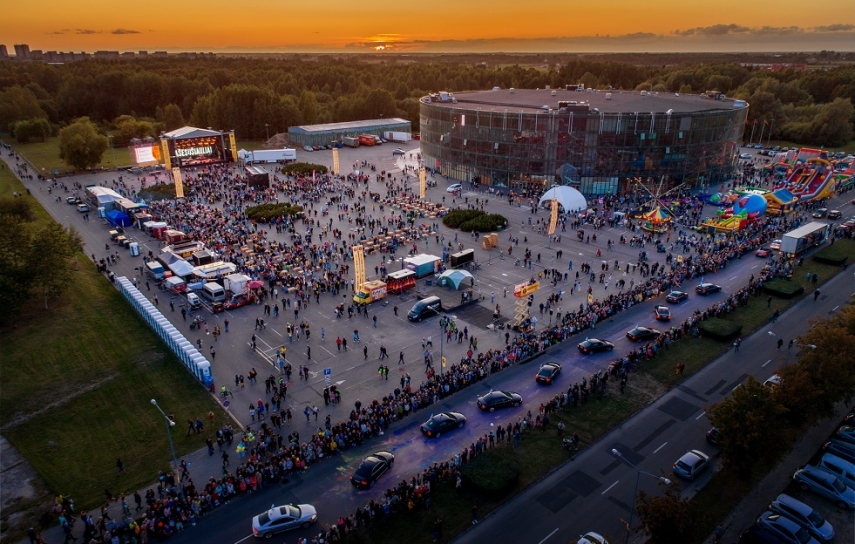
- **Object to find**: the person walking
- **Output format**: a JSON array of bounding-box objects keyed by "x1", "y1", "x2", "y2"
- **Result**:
[
  {"x1": 363, "y1": 345, "x2": 368, "y2": 360},
  {"x1": 777, "y1": 338, "x2": 784, "y2": 350},
  {"x1": 814, "y1": 289, "x2": 821, "y2": 301},
  {"x1": 398, "y1": 351, "x2": 405, "y2": 365}
]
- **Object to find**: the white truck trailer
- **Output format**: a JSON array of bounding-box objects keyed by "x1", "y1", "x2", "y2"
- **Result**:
[
  {"x1": 383, "y1": 131, "x2": 412, "y2": 143},
  {"x1": 245, "y1": 148, "x2": 297, "y2": 164}
]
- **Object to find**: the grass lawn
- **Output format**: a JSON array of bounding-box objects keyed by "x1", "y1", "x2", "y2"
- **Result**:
[
  {"x1": 0, "y1": 168, "x2": 221, "y2": 514},
  {"x1": 9, "y1": 137, "x2": 135, "y2": 174}
]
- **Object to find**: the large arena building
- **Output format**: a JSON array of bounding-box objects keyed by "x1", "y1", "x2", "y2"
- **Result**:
[{"x1": 419, "y1": 88, "x2": 749, "y2": 194}]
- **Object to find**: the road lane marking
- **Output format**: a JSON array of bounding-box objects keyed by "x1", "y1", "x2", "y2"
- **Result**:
[
  {"x1": 832, "y1": 305, "x2": 839, "y2": 311},
  {"x1": 602, "y1": 480, "x2": 619, "y2": 495},
  {"x1": 762, "y1": 359, "x2": 772, "y2": 367},
  {"x1": 730, "y1": 275, "x2": 738, "y2": 280},
  {"x1": 696, "y1": 412, "x2": 706, "y2": 420},
  {"x1": 538, "y1": 528, "x2": 560, "y2": 544},
  {"x1": 653, "y1": 442, "x2": 668, "y2": 454},
  {"x1": 347, "y1": 366, "x2": 355, "y2": 371},
  {"x1": 233, "y1": 535, "x2": 254, "y2": 544},
  {"x1": 751, "y1": 265, "x2": 758, "y2": 269}
]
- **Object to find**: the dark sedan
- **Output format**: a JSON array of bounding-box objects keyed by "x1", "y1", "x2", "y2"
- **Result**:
[
  {"x1": 706, "y1": 427, "x2": 721, "y2": 447},
  {"x1": 626, "y1": 326, "x2": 661, "y2": 342},
  {"x1": 350, "y1": 451, "x2": 394, "y2": 489},
  {"x1": 535, "y1": 363, "x2": 562, "y2": 385},
  {"x1": 654, "y1": 305, "x2": 671, "y2": 321},
  {"x1": 577, "y1": 338, "x2": 615, "y2": 354},
  {"x1": 420, "y1": 412, "x2": 466, "y2": 438},
  {"x1": 477, "y1": 390, "x2": 523, "y2": 411},
  {"x1": 695, "y1": 283, "x2": 722, "y2": 295},
  {"x1": 665, "y1": 290, "x2": 689, "y2": 303}
]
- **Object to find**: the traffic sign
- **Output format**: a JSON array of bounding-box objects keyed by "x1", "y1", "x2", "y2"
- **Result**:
[{"x1": 323, "y1": 368, "x2": 332, "y2": 376}]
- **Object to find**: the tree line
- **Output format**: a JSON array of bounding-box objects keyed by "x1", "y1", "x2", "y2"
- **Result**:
[{"x1": 0, "y1": 55, "x2": 852, "y2": 153}]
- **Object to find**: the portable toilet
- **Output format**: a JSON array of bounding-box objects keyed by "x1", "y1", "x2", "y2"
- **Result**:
[{"x1": 129, "y1": 242, "x2": 140, "y2": 256}]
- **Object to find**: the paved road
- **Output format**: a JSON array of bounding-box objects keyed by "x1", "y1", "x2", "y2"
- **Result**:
[{"x1": 452, "y1": 267, "x2": 854, "y2": 544}]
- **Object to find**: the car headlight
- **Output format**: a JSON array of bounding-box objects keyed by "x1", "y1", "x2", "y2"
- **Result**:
[{"x1": 311, "y1": 515, "x2": 317, "y2": 521}]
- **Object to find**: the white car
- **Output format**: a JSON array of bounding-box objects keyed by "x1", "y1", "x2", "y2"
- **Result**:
[
  {"x1": 252, "y1": 504, "x2": 317, "y2": 538},
  {"x1": 578, "y1": 532, "x2": 608, "y2": 544},
  {"x1": 447, "y1": 183, "x2": 462, "y2": 193},
  {"x1": 392, "y1": 148, "x2": 406, "y2": 156},
  {"x1": 739, "y1": 153, "x2": 752, "y2": 159},
  {"x1": 303, "y1": 145, "x2": 313, "y2": 152},
  {"x1": 77, "y1": 203, "x2": 89, "y2": 213}
]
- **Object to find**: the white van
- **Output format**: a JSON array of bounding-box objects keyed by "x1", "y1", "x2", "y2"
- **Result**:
[
  {"x1": 201, "y1": 282, "x2": 226, "y2": 303},
  {"x1": 818, "y1": 453, "x2": 855, "y2": 490}
]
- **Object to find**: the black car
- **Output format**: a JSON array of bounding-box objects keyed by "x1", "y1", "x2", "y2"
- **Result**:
[
  {"x1": 350, "y1": 451, "x2": 394, "y2": 489},
  {"x1": 420, "y1": 412, "x2": 466, "y2": 438},
  {"x1": 740, "y1": 524, "x2": 790, "y2": 544},
  {"x1": 695, "y1": 283, "x2": 722, "y2": 295},
  {"x1": 665, "y1": 290, "x2": 688, "y2": 303},
  {"x1": 577, "y1": 338, "x2": 614, "y2": 354},
  {"x1": 626, "y1": 326, "x2": 661, "y2": 342},
  {"x1": 535, "y1": 363, "x2": 562, "y2": 385},
  {"x1": 706, "y1": 427, "x2": 721, "y2": 447},
  {"x1": 477, "y1": 390, "x2": 523, "y2": 411}
]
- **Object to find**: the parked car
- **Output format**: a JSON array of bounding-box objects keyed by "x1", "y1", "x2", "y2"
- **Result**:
[
  {"x1": 740, "y1": 153, "x2": 753, "y2": 159},
  {"x1": 303, "y1": 145, "x2": 313, "y2": 152},
  {"x1": 447, "y1": 183, "x2": 462, "y2": 193},
  {"x1": 77, "y1": 203, "x2": 89, "y2": 213},
  {"x1": 477, "y1": 390, "x2": 523, "y2": 411},
  {"x1": 666, "y1": 290, "x2": 689, "y2": 303},
  {"x1": 577, "y1": 338, "x2": 614, "y2": 354},
  {"x1": 420, "y1": 412, "x2": 466, "y2": 438},
  {"x1": 817, "y1": 453, "x2": 855, "y2": 489},
  {"x1": 755, "y1": 511, "x2": 821, "y2": 544},
  {"x1": 626, "y1": 326, "x2": 661, "y2": 342},
  {"x1": 763, "y1": 374, "x2": 782, "y2": 389},
  {"x1": 66, "y1": 196, "x2": 80, "y2": 204},
  {"x1": 535, "y1": 363, "x2": 562, "y2": 384},
  {"x1": 577, "y1": 532, "x2": 608, "y2": 544},
  {"x1": 706, "y1": 427, "x2": 721, "y2": 447},
  {"x1": 673, "y1": 449, "x2": 711, "y2": 481},
  {"x1": 822, "y1": 439, "x2": 855, "y2": 464},
  {"x1": 350, "y1": 451, "x2": 394, "y2": 489},
  {"x1": 392, "y1": 148, "x2": 406, "y2": 156},
  {"x1": 833, "y1": 425, "x2": 855, "y2": 445},
  {"x1": 654, "y1": 305, "x2": 671, "y2": 321},
  {"x1": 740, "y1": 523, "x2": 791, "y2": 544},
  {"x1": 695, "y1": 283, "x2": 722, "y2": 295},
  {"x1": 252, "y1": 504, "x2": 318, "y2": 538},
  {"x1": 792, "y1": 464, "x2": 855, "y2": 510},
  {"x1": 768, "y1": 493, "x2": 834, "y2": 543}
]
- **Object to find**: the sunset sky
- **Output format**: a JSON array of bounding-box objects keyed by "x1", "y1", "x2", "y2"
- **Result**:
[{"x1": 2, "y1": 0, "x2": 854, "y2": 53}]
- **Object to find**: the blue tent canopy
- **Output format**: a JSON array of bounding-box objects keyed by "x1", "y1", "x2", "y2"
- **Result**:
[{"x1": 106, "y1": 209, "x2": 131, "y2": 227}]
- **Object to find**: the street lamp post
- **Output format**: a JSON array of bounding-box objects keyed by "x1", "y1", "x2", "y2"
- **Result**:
[
  {"x1": 108, "y1": 135, "x2": 116, "y2": 165},
  {"x1": 611, "y1": 448, "x2": 671, "y2": 544},
  {"x1": 151, "y1": 399, "x2": 185, "y2": 499},
  {"x1": 265, "y1": 123, "x2": 270, "y2": 142}
]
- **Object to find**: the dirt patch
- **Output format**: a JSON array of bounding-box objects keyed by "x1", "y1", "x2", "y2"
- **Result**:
[
  {"x1": 0, "y1": 372, "x2": 119, "y2": 431},
  {"x1": 0, "y1": 435, "x2": 52, "y2": 542},
  {"x1": 628, "y1": 372, "x2": 668, "y2": 403}
]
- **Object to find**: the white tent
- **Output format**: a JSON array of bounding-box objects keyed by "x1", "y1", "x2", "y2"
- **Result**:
[{"x1": 538, "y1": 186, "x2": 587, "y2": 213}]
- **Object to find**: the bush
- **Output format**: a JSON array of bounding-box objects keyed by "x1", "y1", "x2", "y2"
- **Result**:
[
  {"x1": 763, "y1": 279, "x2": 805, "y2": 299},
  {"x1": 459, "y1": 451, "x2": 520, "y2": 494},
  {"x1": 138, "y1": 183, "x2": 177, "y2": 201},
  {"x1": 813, "y1": 244, "x2": 850, "y2": 265},
  {"x1": 245, "y1": 203, "x2": 304, "y2": 222},
  {"x1": 699, "y1": 318, "x2": 742, "y2": 341},
  {"x1": 279, "y1": 162, "x2": 328, "y2": 176},
  {"x1": 442, "y1": 209, "x2": 483, "y2": 229},
  {"x1": 443, "y1": 210, "x2": 508, "y2": 232}
]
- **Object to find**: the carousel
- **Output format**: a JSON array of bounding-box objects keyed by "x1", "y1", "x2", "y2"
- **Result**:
[{"x1": 639, "y1": 206, "x2": 672, "y2": 233}]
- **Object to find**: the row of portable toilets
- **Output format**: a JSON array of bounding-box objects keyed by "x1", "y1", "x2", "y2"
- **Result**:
[{"x1": 116, "y1": 276, "x2": 214, "y2": 387}]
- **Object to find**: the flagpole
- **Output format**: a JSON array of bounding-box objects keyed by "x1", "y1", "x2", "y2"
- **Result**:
[
  {"x1": 749, "y1": 120, "x2": 757, "y2": 145},
  {"x1": 758, "y1": 120, "x2": 766, "y2": 146}
]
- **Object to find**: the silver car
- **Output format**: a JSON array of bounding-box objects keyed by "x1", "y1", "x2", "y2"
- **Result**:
[
  {"x1": 769, "y1": 493, "x2": 834, "y2": 543},
  {"x1": 252, "y1": 504, "x2": 317, "y2": 538},
  {"x1": 792, "y1": 465, "x2": 855, "y2": 510},
  {"x1": 756, "y1": 512, "x2": 820, "y2": 544},
  {"x1": 673, "y1": 449, "x2": 710, "y2": 481}
]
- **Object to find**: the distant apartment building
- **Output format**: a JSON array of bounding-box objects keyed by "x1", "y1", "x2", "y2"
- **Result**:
[
  {"x1": 14, "y1": 44, "x2": 30, "y2": 58},
  {"x1": 0, "y1": 45, "x2": 9, "y2": 59}
]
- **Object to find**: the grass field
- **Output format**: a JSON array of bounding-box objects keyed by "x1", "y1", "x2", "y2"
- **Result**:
[{"x1": 0, "y1": 167, "x2": 221, "y2": 516}]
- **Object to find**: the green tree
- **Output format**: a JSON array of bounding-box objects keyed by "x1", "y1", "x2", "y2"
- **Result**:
[
  {"x1": 636, "y1": 480, "x2": 698, "y2": 544},
  {"x1": 298, "y1": 90, "x2": 320, "y2": 124},
  {"x1": 708, "y1": 376, "x2": 787, "y2": 476},
  {"x1": 811, "y1": 98, "x2": 854, "y2": 147},
  {"x1": 28, "y1": 222, "x2": 82, "y2": 309},
  {"x1": 160, "y1": 103, "x2": 185, "y2": 131},
  {"x1": 0, "y1": 197, "x2": 37, "y2": 322},
  {"x1": 59, "y1": 117, "x2": 109, "y2": 170},
  {"x1": 13, "y1": 118, "x2": 51, "y2": 143},
  {"x1": 0, "y1": 86, "x2": 47, "y2": 132}
]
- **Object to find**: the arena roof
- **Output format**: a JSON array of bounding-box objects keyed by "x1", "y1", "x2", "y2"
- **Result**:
[
  {"x1": 289, "y1": 118, "x2": 410, "y2": 134},
  {"x1": 162, "y1": 126, "x2": 225, "y2": 140},
  {"x1": 425, "y1": 89, "x2": 745, "y2": 115}
]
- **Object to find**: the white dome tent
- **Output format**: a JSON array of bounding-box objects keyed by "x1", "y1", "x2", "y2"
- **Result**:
[{"x1": 538, "y1": 186, "x2": 587, "y2": 213}]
